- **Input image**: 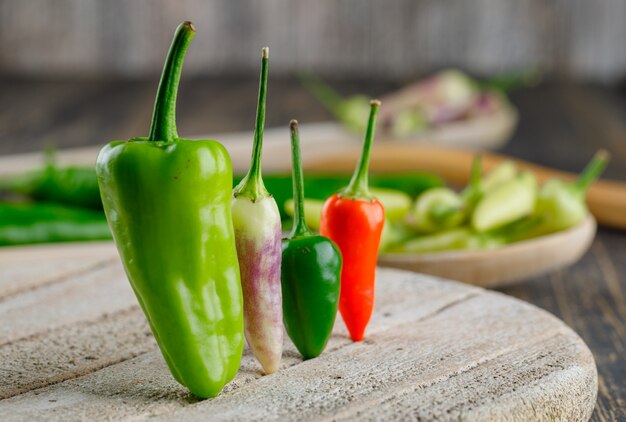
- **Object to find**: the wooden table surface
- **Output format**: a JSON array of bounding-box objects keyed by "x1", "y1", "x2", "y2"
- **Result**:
[{"x1": 1, "y1": 78, "x2": 625, "y2": 421}]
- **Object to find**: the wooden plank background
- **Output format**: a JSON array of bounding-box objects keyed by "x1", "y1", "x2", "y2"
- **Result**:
[{"x1": 0, "y1": 0, "x2": 625, "y2": 82}]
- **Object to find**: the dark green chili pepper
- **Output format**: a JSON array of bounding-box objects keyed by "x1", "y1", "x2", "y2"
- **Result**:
[{"x1": 281, "y1": 120, "x2": 341, "y2": 360}]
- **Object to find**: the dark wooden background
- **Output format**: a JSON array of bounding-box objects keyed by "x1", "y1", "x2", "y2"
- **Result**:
[{"x1": 1, "y1": 0, "x2": 626, "y2": 82}]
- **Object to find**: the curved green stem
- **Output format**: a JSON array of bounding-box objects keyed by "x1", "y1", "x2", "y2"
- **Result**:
[
  {"x1": 342, "y1": 100, "x2": 381, "y2": 200},
  {"x1": 289, "y1": 120, "x2": 312, "y2": 238},
  {"x1": 148, "y1": 22, "x2": 195, "y2": 143},
  {"x1": 298, "y1": 72, "x2": 345, "y2": 116},
  {"x1": 575, "y1": 149, "x2": 610, "y2": 192},
  {"x1": 234, "y1": 47, "x2": 270, "y2": 200}
]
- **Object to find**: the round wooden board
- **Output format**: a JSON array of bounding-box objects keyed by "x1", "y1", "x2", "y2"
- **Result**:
[{"x1": 0, "y1": 252, "x2": 597, "y2": 421}]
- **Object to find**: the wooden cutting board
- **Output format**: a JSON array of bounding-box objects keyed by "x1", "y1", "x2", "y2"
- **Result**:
[{"x1": 0, "y1": 244, "x2": 597, "y2": 421}]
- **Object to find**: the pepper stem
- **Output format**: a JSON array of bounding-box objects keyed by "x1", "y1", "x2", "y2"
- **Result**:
[
  {"x1": 234, "y1": 47, "x2": 270, "y2": 200},
  {"x1": 469, "y1": 155, "x2": 482, "y2": 190},
  {"x1": 342, "y1": 100, "x2": 381, "y2": 200},
  {"x1": 299, "y1": 72, "x2": 345, "y2": 116},
  {"x1": 575, "y1": 149, "x2": 610, "y2": 192},
  {"x1": 289, "y1": 120, "x2": 312, "y2": 238},
  {"x1": 148, "y1": 22, "x2": 195, "y2": 143}
]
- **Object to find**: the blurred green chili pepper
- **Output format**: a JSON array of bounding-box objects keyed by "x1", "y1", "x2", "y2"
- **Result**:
[
  {"x1": 411, "y1": 187, "x2": 464, "y2": 232},
  {"x1": 472, "y1": 171, "x2": 537, "y2": 232},
  {"x1": 235, "y1": 172, "x2": 442, "y2": 220},
  {"x1": 388, "y1": 227, "x2": 504, "y2": 254},
  {"x1": 0, "y1": 202, "x2": 110, "y2": 246},
  {"x1": 534, "y1": 150, "x2": 609, "y2": 234},
  {"x1": 284, "y1": 187, "x2": 411, "y2": 230},
  {"x1": 0, "y1": 155, "x2": 102, "y2": 210}
]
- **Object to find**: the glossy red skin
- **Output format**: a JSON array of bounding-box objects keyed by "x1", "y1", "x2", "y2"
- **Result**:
[{"x1": 320, "y1": 193, "x2": 385, "y2": 341}]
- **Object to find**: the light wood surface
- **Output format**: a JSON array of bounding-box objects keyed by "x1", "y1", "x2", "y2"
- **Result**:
[
  {"x1": 0, "y1": 249, "x2": 597, "y2": 421},
  {"x1": 380, "y1": 214, "x2": 596, "y2": 288}
]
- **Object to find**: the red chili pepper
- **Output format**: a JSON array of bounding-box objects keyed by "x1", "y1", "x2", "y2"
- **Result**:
[{"x1": 320, "y1": 100, "x2": 385, "y2": 342}]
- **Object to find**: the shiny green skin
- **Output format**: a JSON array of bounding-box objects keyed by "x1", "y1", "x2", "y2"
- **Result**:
[
  {"x1": 281, "y1": 234, "x2": 341, "y2": 359},
  {"x1": 95, "y1": 22, "x2": 243, "y2": 399},
  {"x1": 281, "y1": 121, "x2": 341, "y2": 360},
  {"x1": 97, "y1": 138, "x2": 243, "y2": 398}
]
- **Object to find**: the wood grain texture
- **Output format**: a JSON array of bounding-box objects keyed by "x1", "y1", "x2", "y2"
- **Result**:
[
  {"x1": 0, "y1": 80, "x2": 624, "y2": 419},
  {"x1": 0, "y1": 253, "x2": 597, "y2": 421},
  {"x1": 1, "y1": 0, "x2": 626, "y2": 82}
]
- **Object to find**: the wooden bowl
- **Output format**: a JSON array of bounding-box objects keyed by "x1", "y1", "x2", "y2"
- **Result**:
[{"x1": 378, "y1": 215, "x2": 597, "y2": 288}]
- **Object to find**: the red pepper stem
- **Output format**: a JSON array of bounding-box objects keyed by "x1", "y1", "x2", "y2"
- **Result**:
[
  {"x1": 148, "y1": 22, "x2": 195, "y2": 143},
  {"x1": 289, "y1": 120, "x2": 312, "y2": 238},
  {"x1": 342, "y1": 100, "x2": 381, "y2": 200},
  {"x1": 575, "y1": 149, "x2": 610, "y2": 193},
  {"x1": 235, "y1": 47, "x2": 270, "y2": 200}
]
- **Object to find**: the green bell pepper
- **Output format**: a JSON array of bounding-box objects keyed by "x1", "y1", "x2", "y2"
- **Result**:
[
  {"x1": 281, "y1": 120, "x2": 341, "y2": 360},
  {"x1": 96, "y1": 22, "x2": 243, "y2": 398}
]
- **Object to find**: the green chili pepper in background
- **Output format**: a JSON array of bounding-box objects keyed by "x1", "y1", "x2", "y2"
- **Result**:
[
  {"x1": 239, "y1": 172, "x2": 442, "y2": 219},
  {"x1": 284, "y1": 187, "x2": 411, "y2": 231},
  {"x1": 389, "y1": 108, "x2": 429, "y2": 137},
  {"x1": 379, "y1": 220, "x2": 414, "y2": 252},
  {"x1": 284, "y1": 198, "x2": 324, "y2": 231},
  {"x1": 388, "y1": 227, "x2": 504, "y2": 254},
  {"x1": 411, "y1": 187, "x2": 465, "y2": 232},
  {"x1": 281, "y1": 120, "x2": 341, "y2": 360},
  {"x1": 480, "y1": 68, "x2": 542, "y2": 93},
  {"x1": 480, "y1": 160, "x2": 517, "y2": 193},
  {"x1": 298, "y1": 72, "x2": 371, "y2": 133},
  {"x1": 0, "y1": 153, "x2": 102, "y2": 210},
  {"x1": 534, "y1": 150, "x2": 609, "y2": 234},
  {"x1": 0, "y1": 202, "x2": 110, "y2": 246},
  {"x1": 410, "y1": 157, "x2": 483, "y2": 233},
  {"x1": 472, "y1": 171, "x2": 537, "y2": 232},
  {"x1": 96, "y1": 22, "x2": 243, "y2": 398},
  {"x1": 231, "y1": 47, "x2": 283, "y2": 375}
]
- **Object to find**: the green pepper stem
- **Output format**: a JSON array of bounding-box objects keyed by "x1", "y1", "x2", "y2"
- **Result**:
[
  {"x1": 289, "y1": 120, "x2": 312, "y2": 238},
  {"x1": 299, "y1": 73, "x2": 345, "y2": 116},
  {"x1": 575, "y1": 149, "x2": 610, "y2": 192},
  {"x1": 342, "y1": 100, "x2": 381, "y2": 200},
  {"x1": 234, "y1": 47, "x2": 270, "y2": 200},
  {"x1": 469, "y1": 155, "x2": 482, "y2": 190},
  {"x1": 148, "y1": 22, "x2": 195, "y2": 143}
]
